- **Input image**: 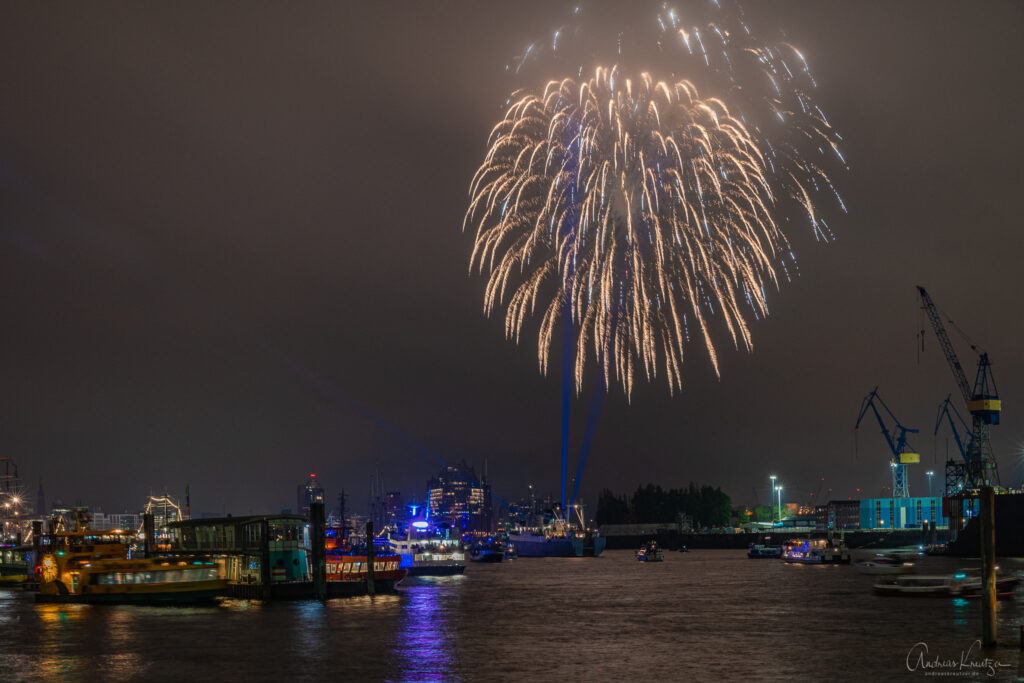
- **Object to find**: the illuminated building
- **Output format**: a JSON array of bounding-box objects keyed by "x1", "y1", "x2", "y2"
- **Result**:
[
  {"x1": 382, "y1": 491, "x2": 405, "y2": 528},
  {"x1": 297, "y1": 474, "x2": 325, "y2": 517},
  {"x1": 427, "y1": 460, "x2": 492, "y2": 533},
  {"x1": 859, "y1": 497, "x2": 947, "y2": 529},
  {"x1": 814, "y1": 500, "x2": 861, "y2": 530}
]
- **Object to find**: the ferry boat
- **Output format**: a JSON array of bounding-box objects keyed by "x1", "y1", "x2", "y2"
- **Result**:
[
  {"x1": 782, "y1": 538, "x2": 851, "y2": 565},
  {"x1": 386, "y1": 536, "x2": 465, "y2": 576},
  {"x1": 635, "y1": 541, "x2": 664, "y2": 562},
  {"x1": 324, "y1": 553, "x2": 406, "y2": 595},
  {"x1": 0, "y1": 544, "x2": 30, "y2": 586},
  {"x1": 35, "y1": 529, "x2": 226, "y2": 604}
]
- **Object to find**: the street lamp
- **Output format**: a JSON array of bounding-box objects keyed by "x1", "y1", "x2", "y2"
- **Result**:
[
  {"x1": 769, "y1": 475, "x2": 777, "y2": 519},
  {"x1": 926, "y1": 470, "x2": 935, "y2": 497},
  {"x1": 775, "y1": 485, "x2": 783, "y2": 524}
]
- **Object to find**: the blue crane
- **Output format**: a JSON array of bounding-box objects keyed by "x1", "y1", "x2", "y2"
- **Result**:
[
  {"x1": 917, "y1": 286, "x2": 1001, "y2": 490},
  {"x1": 855, "y1": 387, "x2": 921, "y2": 499},
  {"x1": 934, "y1": 394, "x2": 973, "y2": 471}
]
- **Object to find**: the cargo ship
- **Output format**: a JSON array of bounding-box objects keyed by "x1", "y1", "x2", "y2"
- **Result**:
[{"x1": 508, "y1": 524, "x2": 605, "y2": 557}]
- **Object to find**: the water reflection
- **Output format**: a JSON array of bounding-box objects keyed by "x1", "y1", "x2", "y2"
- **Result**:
[
  {"x1": 951, "y1": 597, "x2": 969, "y2": 626},
  {"x1": 36, "y1": 603, "x2": 89, "y2": 625},
  {"x1": 393, "y1": 579, "x2": 462, "y2": 681}
]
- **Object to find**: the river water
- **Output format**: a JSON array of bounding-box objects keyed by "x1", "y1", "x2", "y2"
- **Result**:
[{"x1": 1, "y1": 550, "x2": 1023, "y2": 681}]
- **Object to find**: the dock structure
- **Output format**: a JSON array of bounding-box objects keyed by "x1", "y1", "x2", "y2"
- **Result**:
[
  {"x1": 310, "y1": 502, "x2": 326, "y2": 602},
  {"x1": 165, "y1": 513, "x2": 403, "y2": 600}
]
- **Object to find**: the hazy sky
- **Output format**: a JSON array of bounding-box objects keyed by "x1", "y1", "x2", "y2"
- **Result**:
[{"x1": 2, "y1": 1, "x2": 1022, "y2": 516}]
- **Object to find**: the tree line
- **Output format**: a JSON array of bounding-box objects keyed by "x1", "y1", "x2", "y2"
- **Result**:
[{"x1": 595, "y1": 483, "x2": 733, "y2": 529}]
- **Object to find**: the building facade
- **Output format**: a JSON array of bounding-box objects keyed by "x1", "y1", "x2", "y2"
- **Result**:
[
  {"x1": 816, "y1": 500, "x2": 861, "y2": 530},
  {"x1": 427, "y1": 460, "x2": 493, "y2": 533},
  {"x1": 859, "y1": 497, "x2": 947, "y2": 529},
  {"x1": 296, "y1": 474, "x2": 325, "y2": 517}
]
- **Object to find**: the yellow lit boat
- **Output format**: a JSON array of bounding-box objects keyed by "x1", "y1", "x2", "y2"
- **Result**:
[{"x1": 36, "y1": 529, "x2": 227, "y2": 604}]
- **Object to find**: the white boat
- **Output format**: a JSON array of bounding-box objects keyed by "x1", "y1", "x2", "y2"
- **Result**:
[
  {"x1": 873, "y1": 572, "x2": 1019, "y2": 598},
  {"x1": 386, "y1": 536, "x2": 465, "y2": 576},
  {"x1": 855, "y1": 554, "x2": 915, "y2": 575}
]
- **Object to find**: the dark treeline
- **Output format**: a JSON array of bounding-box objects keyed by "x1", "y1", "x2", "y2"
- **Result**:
[{"x1": 596, "y1": 483, "x2": 732, "y2": 529}]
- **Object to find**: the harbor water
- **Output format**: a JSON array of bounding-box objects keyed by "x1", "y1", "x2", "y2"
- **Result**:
[{"x1": 2, "y1": 550, "x2": 1023, "y2": 681}]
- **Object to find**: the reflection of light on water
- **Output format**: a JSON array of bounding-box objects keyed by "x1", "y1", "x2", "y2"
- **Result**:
[
  {"x1": 35, "y1": 604, "x2": 92, "y2": 678},
  {"x1": 951, "y1": 597, "x2": 969, "y2": 625},
  {"x1": 394, "y1": 584, "x2": 461, "y2": 681},
  {"x1": 36, "y1": 603, "x2": 89, "y2": 624}
]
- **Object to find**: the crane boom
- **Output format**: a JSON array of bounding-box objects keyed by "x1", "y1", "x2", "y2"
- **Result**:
[
  {"x1": 917, "y1": 286, "x2": 971, "y2": 403},
  {"x1": 916, "y1": 286, "x2": 1000, "y2": 490},
  {"x1": 934, "y1": 394, "x2": 971, "y2": 462},
  {"x1": 855, "y1": 387, "x2": 919, "y2": 498}
]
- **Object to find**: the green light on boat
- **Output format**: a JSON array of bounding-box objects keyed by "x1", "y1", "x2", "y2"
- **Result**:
[{"x1": 954, "y1": 572, "x2": 967, "y2": 579}]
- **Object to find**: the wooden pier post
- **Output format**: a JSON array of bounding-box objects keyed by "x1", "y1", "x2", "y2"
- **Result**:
[
  {"x1": 979, "y1": 486, "x2": 996, "y2": 647},
  {"x1": 365, "y1": 520, "x2": 375, "y2": 596},
  {"x1": 142, "y1": 513, "x2": 155, "y2": 559},
  {"x1": 310, "y1": 502, "x2": 326, "y2": 602},
  {"x1": 31, "y1": 520, "x2": 42, "y2": 580},
  {"x1": 259, "y1": 519, "x2": 272, "y2": 600}
]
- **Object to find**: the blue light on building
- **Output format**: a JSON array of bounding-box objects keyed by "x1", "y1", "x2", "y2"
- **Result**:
[{"x1": 859, "y1": 497, "x2": 947, "y2": 529}]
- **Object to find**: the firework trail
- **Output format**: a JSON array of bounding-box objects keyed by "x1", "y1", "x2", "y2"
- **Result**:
[{"x1": 465, "y1": 2, "x2": 846, "y2": 398}]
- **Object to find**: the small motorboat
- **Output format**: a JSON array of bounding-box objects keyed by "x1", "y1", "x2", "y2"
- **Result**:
[
  {"x1": 873, "y1": 572, "x2": 1019, "y2": 598},
  {"x1": 635, "y1": 541, "x2": 665, "y2": 562},
  {"x1": 747, "y1": 543, "x2": 782, "y2": 559},
  {"x1": 469, "y1": 545, "x2": 504, "y2": 563},
  {"x1": 855, "y1": 554, "x2": 915, "y2": 575}
]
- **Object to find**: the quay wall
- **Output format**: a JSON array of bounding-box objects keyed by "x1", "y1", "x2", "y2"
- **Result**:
[
  {"x1": 601, "y1": 528, "x2": 948, "y2": 551},
  {"x1": 947, "y1": 493, "x2": 1024, "y2": 557}
]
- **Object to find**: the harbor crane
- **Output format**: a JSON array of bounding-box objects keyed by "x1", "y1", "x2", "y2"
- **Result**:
[
  {"x1": 934, "y1": 394, "x2": 974, "y2": 471},
  {"x1": 855, "y1": 387, "x2": 921, "y2": 499},
  {"x1": 917, "y1": 286, "x2": 1001, "y2": 492}
]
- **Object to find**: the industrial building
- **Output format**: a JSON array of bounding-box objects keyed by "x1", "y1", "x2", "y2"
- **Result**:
[{"x1": 859, "y1": 496, "x2": 947, "y2": 529}]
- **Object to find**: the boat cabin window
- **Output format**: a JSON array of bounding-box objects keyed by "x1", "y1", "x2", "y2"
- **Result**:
[{"x1": 91, "y1": 567, "x2": 219, "y2": 585}]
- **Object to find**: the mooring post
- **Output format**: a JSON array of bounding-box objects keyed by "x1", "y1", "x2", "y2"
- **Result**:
[
  {"x1": 260, "y1": 519, "x2": 272, "y2": 599},
  {"x1": 142, "y1": 513, "x2": 155, "y2": 559},
  {"x1": 30, "y1": 520, "x2": 42, "y2": 581},
  {"x1": 310, "y1": 502, "x2": 326, "y2": 602},
  {"x1": 979, "y1": 486, "x2": 996, "y2": 647},
  {"x1": 365, "y1": 520, "x2": 375, "y2": 596}
]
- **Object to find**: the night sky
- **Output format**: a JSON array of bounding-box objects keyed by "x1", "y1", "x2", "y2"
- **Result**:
[{"x1": 2, "y1": 1, "x2": 1022, "y2": 517}]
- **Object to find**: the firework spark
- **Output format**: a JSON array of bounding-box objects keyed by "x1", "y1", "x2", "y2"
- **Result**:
[{"x1": 467, "y1": 4, "x2": 844, "y2": 398}]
